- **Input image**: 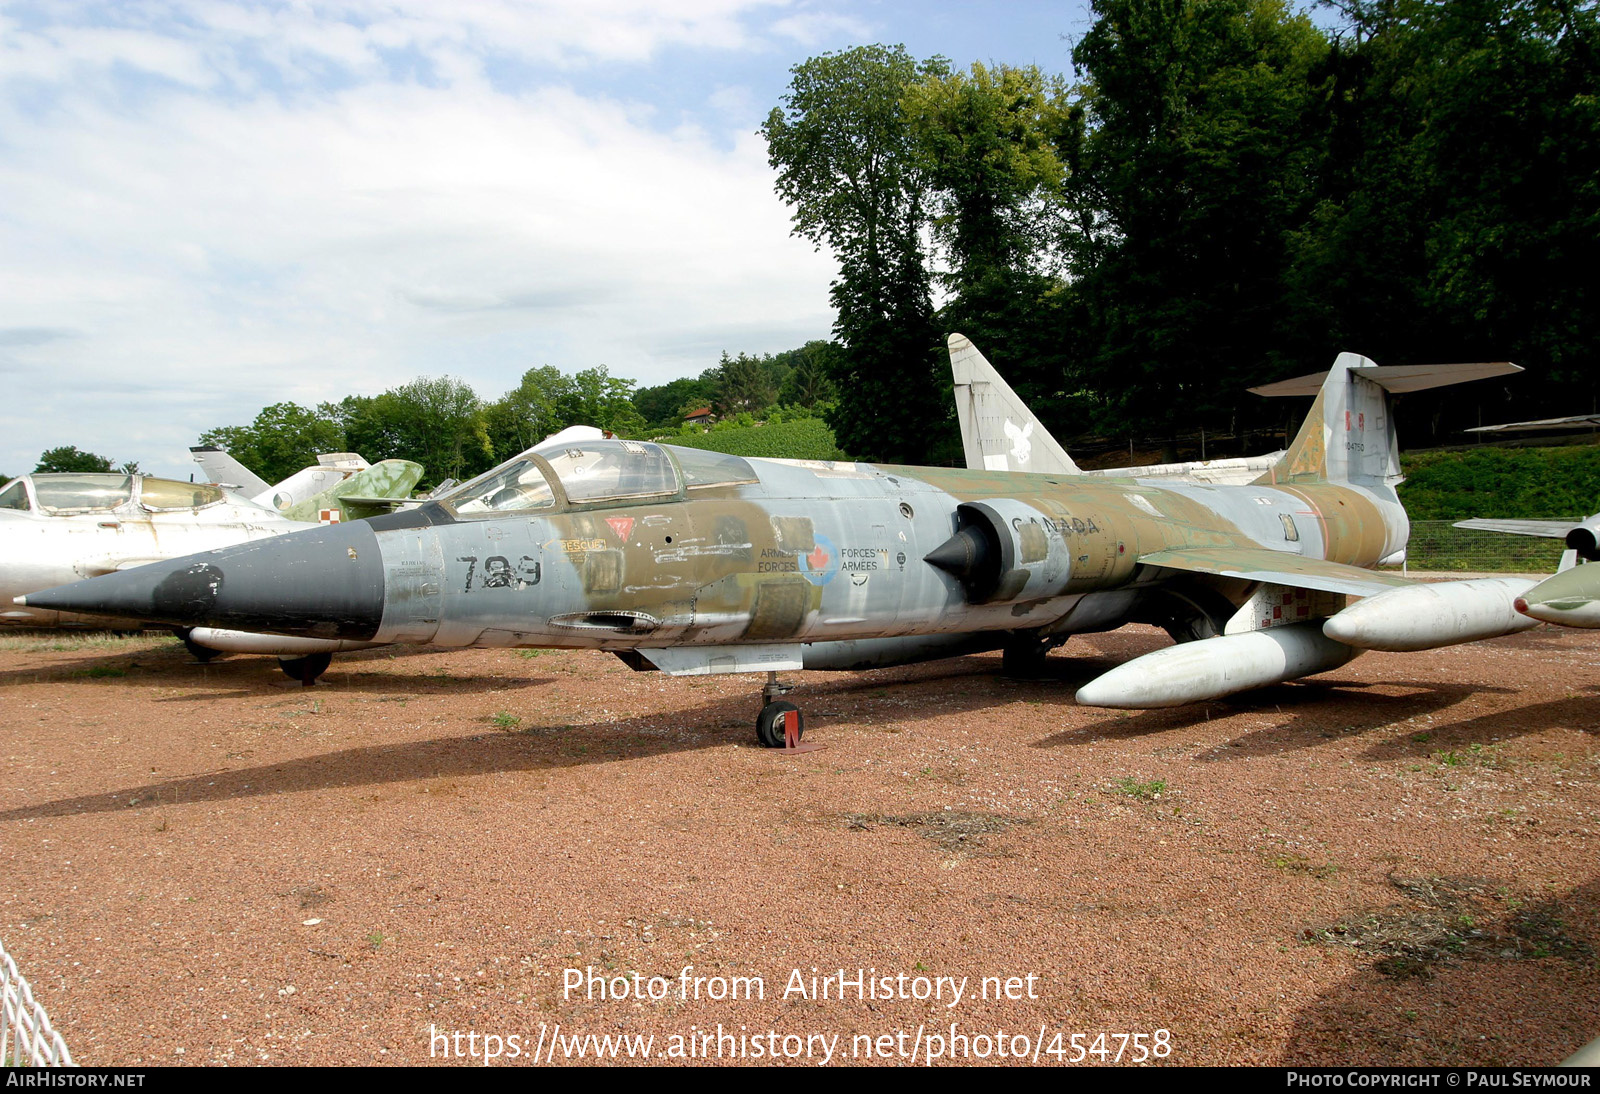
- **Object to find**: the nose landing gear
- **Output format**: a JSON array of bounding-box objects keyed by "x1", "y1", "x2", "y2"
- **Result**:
[{"x1": 755, "y1": 671, "x2": 823, "y2": 752}]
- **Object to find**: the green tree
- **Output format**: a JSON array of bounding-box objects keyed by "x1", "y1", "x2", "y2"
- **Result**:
[
  {"x1": 633, "y1": 375, "x2": 716, "y2": 430},
  {"x1": 342, "y1": 377, "x2": 488, "y2": 487},
  {"x1": 483, "y1": 366, "x2": 573, "y2": 463},
  {"x1": 555, "y1": 366, "x2": 647, "y2": 437},
  {"x1": 199, "y1": 403, "x2": 345, "y2": 485},
  {"x1": 764, "y1": 45, "x2": 951, "y2": 463},
  {"x1": 34, "y1": 446, "x2": 116, "y2": 473},
  {"x1": 712, "y1": 352, "x2": 780, "y2": 416},
  {"x1": 906, "y1": 61, "x2": 1082, "y2": 428},
  {"x1": 1066, "y1": 0, "x2": 1330, "y2": 450},
  {"x1": 775, "y1": 340, "x2": 842, "y2": 407}
]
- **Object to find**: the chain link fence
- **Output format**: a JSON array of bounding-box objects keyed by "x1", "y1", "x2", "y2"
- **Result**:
[
  {"x1": 2, "y1": 936, "x2": 74, "y2": 1066},
  {"x1": 1396, "y1": 521, "x2": 1568, "y2": 575}
]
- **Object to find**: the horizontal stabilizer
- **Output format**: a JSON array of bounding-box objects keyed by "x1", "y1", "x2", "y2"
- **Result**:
[
  {"x1": 337, "y1": 495, "x2": 412, "y2": 509},
  {"x1": 1249, "y1": 361, "x2": 1520, "y2": 398},
  {"x1": 1453, "y1": 518, "x2": 1576, "y2": 540},
  {"x1": 1138, "y1": 547, "x2": 1414, "y2": 598}
]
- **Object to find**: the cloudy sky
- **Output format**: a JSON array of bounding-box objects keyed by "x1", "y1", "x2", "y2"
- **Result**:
[{"x1": 5, "y1": 1, "x2": 1288, "y2": 480}]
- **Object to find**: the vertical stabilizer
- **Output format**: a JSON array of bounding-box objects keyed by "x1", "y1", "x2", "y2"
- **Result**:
[
  {"x1": 949, "y1": 334, "x2": 1080, "y2": 475},
  {"x1": 190, "y1": 446, "x2": 271, "y2": 497},
  {"x1": 1253, "y1": 352, "x2": 1392, "y2": 486},
  {"x1": 1250, "y1": 354, "x2": 1520, "y2": 488}
]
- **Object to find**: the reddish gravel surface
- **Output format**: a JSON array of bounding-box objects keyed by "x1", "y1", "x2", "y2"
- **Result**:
[{"x1": 2, "y1": 625, "x2": 1597, "y2": 1067}]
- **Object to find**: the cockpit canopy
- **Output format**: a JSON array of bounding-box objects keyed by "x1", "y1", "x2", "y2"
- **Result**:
[
  {"x1": 435, "y1": 439, "x2": 759, "y2": 516},
  {"x1": 0, "y1": 474, "x2": 226, "y2": 515}
]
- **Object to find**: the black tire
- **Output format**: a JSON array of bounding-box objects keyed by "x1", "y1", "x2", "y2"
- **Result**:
[
  {"x1": 279, "y1": 651, "x2": 333, "y2": 684},
  {"x1": 1001, "y1": 633, "x2": 1056, "y2": 677},
  {"x1": 756, "y1": 701, "x2": 802, "y2": 749}
]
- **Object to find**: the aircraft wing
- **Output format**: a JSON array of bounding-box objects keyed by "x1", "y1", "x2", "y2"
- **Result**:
[
  {"x1": 1137, "y1": 547, "x2": 1415, "y2": 597},
  {"x1": 336, "y1": 495, "x2": 413, "y2": 509},
  {"x1": 1453, "y1": 518, "x2": 1574, "y2": 539}
]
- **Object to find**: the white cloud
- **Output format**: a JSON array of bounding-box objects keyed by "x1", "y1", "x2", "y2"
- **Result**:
[{"x1": 0, "y1": 2, "x2": 839, "y2": 478}]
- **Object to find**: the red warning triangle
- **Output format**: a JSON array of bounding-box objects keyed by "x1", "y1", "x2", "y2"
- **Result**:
[{"x1": 606, "y1": 516, "x2": 634, "y2": 542}]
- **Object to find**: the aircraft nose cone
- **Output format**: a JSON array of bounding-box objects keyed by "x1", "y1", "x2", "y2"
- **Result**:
[{"x1": 19, "y1": 522, "x2": 386, "y2": 640}]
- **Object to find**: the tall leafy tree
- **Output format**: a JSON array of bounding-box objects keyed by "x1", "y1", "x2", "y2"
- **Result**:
[
  {"x1": 906, "y1": 62, "x2": 1082, "y2": 424},
  {"x1": 483, "y1": 366, "x2": 573, "y2": 463},
  {"x1": 35, "y1": 446, "x2": 118, "y2": 474},
  {"x1": 1067, "y1": 0, "x2": 1330, "y2": 450},
  {"x1": 712, "y1": 352, "x2": 780, "y2": 416},
  {"x1": 763, "y1": 45, "x2": 951, "y2": 463},
  {"x1": 199, "y1": 403, "x2": 345, "y2": 485}
]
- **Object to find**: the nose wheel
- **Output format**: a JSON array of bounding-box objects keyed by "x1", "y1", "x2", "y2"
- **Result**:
[{"x1": 755, "y1": 672, "x2": 823, "y2": 751}]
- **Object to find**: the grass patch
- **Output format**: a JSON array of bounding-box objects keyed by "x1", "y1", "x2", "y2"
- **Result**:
[
  {"x1": 843, "y1": 811, "x2": 1030, "y2": 852},
  {"x1": 1110, "y1": 776, "x2": 1167, "y2": 801},
  {"x1": 490, "y1": 710, "x2": 521, "y2": 730},
  {"x1": 0, "y1": 629, "x2": 177, "y2": 653},
  {"x1": 1307, "y1": 875, "x2": 1591, "y2": 979}
]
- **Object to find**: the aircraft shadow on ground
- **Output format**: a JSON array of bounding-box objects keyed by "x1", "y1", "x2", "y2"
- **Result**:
[
  {"x1": 0, "y1": 641, "x2": 453, "y2": 690},
  {"x1": 1360, "y1": 692, "x2": 1600, "y2": 760},
  {"x1": 1038, "y1": 681, "x2": 1519, "y2": 762},
  {"x1": 1273, "y1": 874, "x2": 1600, "y2": 1066},
  {"x1": 0, "y1": 693, "x2": 765, "y2": 822},
  {"x1": 0, "y1": 658, "x2": 1030, "y2": 823}
]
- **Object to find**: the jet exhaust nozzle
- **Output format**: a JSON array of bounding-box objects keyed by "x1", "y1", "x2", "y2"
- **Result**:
[
  {"x1": 923, "y1": 525, "x2": 995, "y2": 592},
  {"x1": 1075, "y1": 621, "x2": 1360, "y2": 708}
]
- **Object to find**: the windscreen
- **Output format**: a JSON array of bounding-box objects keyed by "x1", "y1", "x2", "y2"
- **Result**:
[
  {"x1": 0, "y1": 479, "x2": 30, "y2": 512},
  {"x1": 438, "y1": 458, "x2": 557, "y2": 515},
  {"x1": 540, "y1": 440, "x2": 678, "y2": 503},
  {"x1": 139, "y1": 478, "x2": 225, "y2": 511},
  {"x1": 31, "y1": 474, "x2": 133, "y2": 513}
]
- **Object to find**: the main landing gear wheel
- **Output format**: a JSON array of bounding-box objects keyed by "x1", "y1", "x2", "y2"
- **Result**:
[
  {"x1": 278, "y1": 651, "x2": 333, "y2": 686},
  {"x1": 756, "y1": 701, "x2": 802, "y2": 749},
  {"x1": 1002, "y1": 632, "x2": 1059, "y2": 678}
]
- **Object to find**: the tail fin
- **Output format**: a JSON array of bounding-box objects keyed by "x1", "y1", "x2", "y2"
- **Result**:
[
  {"x1": 282, "y1": 459, "x2": 424, "y2": 523},
  {"x1": 948, "y1": 333, "x2": 1080, "y2": 474},
  {"x1": 1250, "y1": 354, "x2": 1521, "y2": 487},
  {"x1": 190, "y1": 445, "x2": 270, "y2": 497}
]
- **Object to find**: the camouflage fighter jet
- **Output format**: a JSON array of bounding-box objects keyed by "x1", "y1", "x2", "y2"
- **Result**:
[
  {"x1": 1454, "y1": 506, "x2": 1600, "y2": 628},
  {"x1": 17, "y1": 340, "x2": 1522, "y2": 736}
]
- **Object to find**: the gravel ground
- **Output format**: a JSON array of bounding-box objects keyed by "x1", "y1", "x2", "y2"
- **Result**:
[{"x1": 1, "y1": 624, "x2": 1597, "y2": 1067}]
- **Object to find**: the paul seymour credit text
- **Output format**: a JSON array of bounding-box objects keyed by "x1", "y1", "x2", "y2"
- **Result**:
[{"x1": 427, "y1": 964, "x2": 1175, "y2": 1065}]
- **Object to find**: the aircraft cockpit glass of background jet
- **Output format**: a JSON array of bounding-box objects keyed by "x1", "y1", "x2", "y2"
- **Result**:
[
  {"x1": 137, "y1": 479, "x2": 225, "y2": 512},
  {"x1": 541, "y1": 440, "x2": 679, "y2": 504},
  {"x1": 31, "y1": 474, "x2": 135, "y2": 513},
  {"x1": 0, "y1": 478, "x2": 30, "y2": 511}
]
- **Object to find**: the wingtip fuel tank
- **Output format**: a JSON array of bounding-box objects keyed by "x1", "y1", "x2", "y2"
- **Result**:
[
  {"x1": 1322, "y1": 577, "x2": 1540, "y2": 651},
  {"x1": 1074, "y1": 622, "x2": 1361, "y2": 709},
  {"x1": 1515, "y1": 565, "x2": 1600, "y2": 628}
]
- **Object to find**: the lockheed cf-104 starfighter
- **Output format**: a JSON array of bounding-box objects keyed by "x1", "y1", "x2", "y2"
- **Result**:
[{"x1": 18, "y1": 339, "x2": 1523, "y2": 740}]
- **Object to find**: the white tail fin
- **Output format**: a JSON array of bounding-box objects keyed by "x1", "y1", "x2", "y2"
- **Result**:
[
  {"x1": 948, "y1": 333, "x2": 1080, "y2": 474},
  {"x1": 189, "y1": 446, "x2": 270, "y2": 496},
  {"x1": 1251, "y1": 355, "x2": 1521, "y2": 487}
]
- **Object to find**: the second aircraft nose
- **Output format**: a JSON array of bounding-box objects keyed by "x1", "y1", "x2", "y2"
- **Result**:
[{"x1": 18, "y1": 521, "x2": 387, "y2": 640}]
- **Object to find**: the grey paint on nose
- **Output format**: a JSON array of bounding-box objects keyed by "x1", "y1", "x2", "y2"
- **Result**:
[{"x1": 20, "y1": 522, "x2": 386, "y2": 640}]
